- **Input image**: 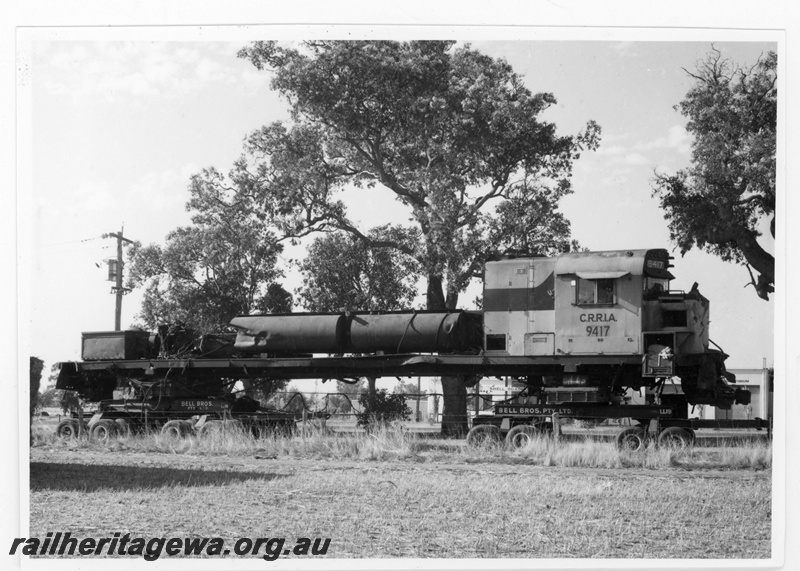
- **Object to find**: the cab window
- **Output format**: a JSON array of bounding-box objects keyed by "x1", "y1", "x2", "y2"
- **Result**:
[
  {"x1": 644, "y1": 277, "x2": 669, "y2": 292},
  {"x1": 643, "y1": 277, "x2": 670, "y2": 300},
  {"x1": 576, "y1": 278, "x2": 615, "y2": 305}
]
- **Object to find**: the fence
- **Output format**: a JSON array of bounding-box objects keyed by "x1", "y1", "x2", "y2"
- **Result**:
[
  {"x1": 263, "y1": 390, "x2": 516, "y2": 424},
  {"x1": 41, "y1": 387, "x2": 531, "y2": 426}
]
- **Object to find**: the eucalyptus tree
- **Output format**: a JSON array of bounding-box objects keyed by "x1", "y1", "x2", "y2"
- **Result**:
[
  {"x1": 127, "y1": 170, "x2": 292, "y2": 333},
  {"x1": 193, "y1": 40, "x2": 599, "y2": 435},
  {"x1": 653, "y1": 48, "x2": 776, "y2": 300},
  {"x1": 297, "y1": 227, "x2": 418, "y2": 313}
]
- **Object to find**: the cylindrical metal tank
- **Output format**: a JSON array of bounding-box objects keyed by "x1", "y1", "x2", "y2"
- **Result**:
[
  {"x1": 231, "y1": 314, "x2": 347, "y2": 354},
  {"x1": 347, "y1": 312, "x2": 480, "y2": 354}
]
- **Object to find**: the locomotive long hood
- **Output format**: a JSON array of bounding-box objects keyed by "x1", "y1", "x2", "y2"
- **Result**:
[{"x1": 554, "y1": 249, "x2": 675, "y2": 280}]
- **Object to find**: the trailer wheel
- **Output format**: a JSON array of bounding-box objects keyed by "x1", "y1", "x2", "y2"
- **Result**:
[
  {"x1": 90, "y1": 420, "x2": 119, "y2": 443},
  {"x1": 657, "y1": 427, "x2": 695, "y2": 449},
  {"x1": 56, "y1": 419, "x2": 80, "y2": 439},
  {"x1": 616, "y1": 427, "x2": 646, "y2": 451},
  {"x1": 466, "y1": 424, "x2": 503, "y2": 447},
  {"x1": 161, "y1": 420, "x2": 192, "y2": 439},
  {"x1": 505, "y1": 425, "x2": 542, "y2": 449},
  {"x1": 197, "y1": 420, "x2": 224, "y2": 438},
  {"x1": 115, "y1": 418, "x2": 132, "y2": 438}
]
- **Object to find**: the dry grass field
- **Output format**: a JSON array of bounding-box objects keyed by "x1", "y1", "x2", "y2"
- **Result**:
[{"x1": 28, "y1": 419, "x2": 772, "y2": 561}]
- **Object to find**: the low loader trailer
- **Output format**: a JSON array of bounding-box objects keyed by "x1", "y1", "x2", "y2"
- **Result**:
[
  {"x1": 54, "y1": 249, "x2": 771, "y2": 447},
  {"x1": 56, "y1": 352, "x2": 769, "y2": 449}
]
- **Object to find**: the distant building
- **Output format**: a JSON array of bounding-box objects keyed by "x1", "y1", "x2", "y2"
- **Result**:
[{"x1": 715, "y1": 368, "x2": 772, "y2": 421}]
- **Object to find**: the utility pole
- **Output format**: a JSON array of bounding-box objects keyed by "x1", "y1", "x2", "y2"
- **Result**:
[
  {"x1": 102, "y1": 227, "x2": 135, "y2": 331},
  {"x1": 416, "y1": 376, "x2": 421, "y2": 422}
]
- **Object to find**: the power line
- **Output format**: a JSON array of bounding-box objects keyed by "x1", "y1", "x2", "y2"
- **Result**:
[{"x1": 37, "y1": 235, "x2": 107, "y2": 248}]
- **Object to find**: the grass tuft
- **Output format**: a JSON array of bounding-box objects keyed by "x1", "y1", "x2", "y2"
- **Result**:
[{"x1": 31, "y1": 422, "x2": 771, "y2": 471}]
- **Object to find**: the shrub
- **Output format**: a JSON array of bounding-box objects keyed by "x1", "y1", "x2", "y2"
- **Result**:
[{"x1": 355, "y1": 389, "x2": 411, "y2": 430}]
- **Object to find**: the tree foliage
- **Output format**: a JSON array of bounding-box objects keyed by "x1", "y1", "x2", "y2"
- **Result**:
[
  {"x1": 393, "y1": 379, "x2": 426, "y2": 396},
  {"x1": 126, "y1": 172, "x2": 292, "y2": 332},
  {"x1": 38, "y1": 388, "x2": 59, "y2": 408},
  {"x1": 235, "y1": 41, "x2": 600, "y2": 436},
  {"x1": 355, "y1": 388, "x2": 412, "y2": 429},
  {"x1": 297, "y1": 227, "x2": 418, "y2": 312},
  {"x1": 326, "y1": 379, "x2": 365, "y2": 414},
  {"x1": 184, "y1": 41, "x2": 598, "y2": 436},
  {"x1": 59, "y1": 390, "x2": 81, "y2": 414},
  {"x1": 283, "y1": 390, "x2": 318, "y2": 414},
  {"x1": 240, "y1": 378, "x2": 289, "y2": 407},
  {"x1": 236, "y1": 40, "x2": 598, "y2": 310},
  {"x1": 30, "y1": 357, "x2": 43, "y2": 423},
  {"x1": 652, "y1": 48, "x2": 776, "y2": 300}
]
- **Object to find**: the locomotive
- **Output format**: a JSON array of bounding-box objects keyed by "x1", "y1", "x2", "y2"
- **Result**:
[{"x1": 55, "y1": 248, "x2": 759, "y2": 448}]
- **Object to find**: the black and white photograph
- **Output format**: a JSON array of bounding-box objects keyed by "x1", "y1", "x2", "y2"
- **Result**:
[{"x1": 5, "y1": 2, "x2": 796, "y2": 569}]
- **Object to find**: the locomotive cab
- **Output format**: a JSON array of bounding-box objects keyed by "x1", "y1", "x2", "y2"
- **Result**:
[
  {"x1": 483, "y1": 249, "x2": 677, "y2": 359},
  {"x1": 552, "y1": 250, "x2": 663, "y2": 357},
  {"x1": 482, "y1": 248, "x2": 749, "y2": 409}
]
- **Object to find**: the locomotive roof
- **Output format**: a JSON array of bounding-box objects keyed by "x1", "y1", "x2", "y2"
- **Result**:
[{"x1": 553, "y1": 248, "x2": 674, "y2": 280}]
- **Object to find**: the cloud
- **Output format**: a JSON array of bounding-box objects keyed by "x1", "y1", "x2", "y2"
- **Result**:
[
  {"x1": 596, "y1": 144, "x2": 628, "y2": 156},
  {"x1": 126, "y1": 163, "x2": 199, "y2": 215},
  {"x1": 38, "y1": 165, "x2": 197, "y2": 245},
  {"x1": 37, "y1": 42, "x2": 265, "y2": 103},
  {"x1": 653, "y1": 164, "x2": 677, "y2": 178},
  {"x1": 47, "y1": 179, "x2": 115, "y2": 214},
  {"x1": 666, "y1": 125, "x2": 692, "y2": 154},
  {"x1": 622, "y1": 153, "x2": 650, "y2": 166},
  {"x1": 593, "y1": 140, "x2": 653, "y2": 167},
  {"x1": 636, "y1": 125, "x2": 692, "y2": 155}
]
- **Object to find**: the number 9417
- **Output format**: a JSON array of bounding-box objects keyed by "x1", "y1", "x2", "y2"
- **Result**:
[{"x1": 586, "y1": 325, "x2": 610, "y2": 337}]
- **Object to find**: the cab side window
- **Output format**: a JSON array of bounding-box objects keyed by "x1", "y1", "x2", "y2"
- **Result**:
[
  {"x1": 597, "y1": 279, "x2": 614, "y2": 304},
  {"x1": 577, "y1": 279, "x2": 595, "y2": 304},
  {"x1": 576, "y1": 278, "x2": 615, "y2": 305}
]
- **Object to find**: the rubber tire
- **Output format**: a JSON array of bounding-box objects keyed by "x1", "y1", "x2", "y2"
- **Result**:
[
  {"x1": 115, "y1": 418, "x2": 132, "y2": 437},
  {"x1": 90, "y1": 419, "x2": 118, "y2": 443},
  {"x1": 466, "y1": 424, "x2": 503, "y2": 447},
  {"x1": 505, "y1": 425, "x2": 541, "y2": 449},
  {"x1": 658, "y1": 427, "x2": 695, "y2": 449},
  {"x1": 161, "y1": 420, "x2": 192, "y2": 439},
  {"x1": 197, "y1": 420, "x2": 224, "y2": 438},
  {"x1": 56, "y1": 419, "x2": 80, "y2": 439},
  {"x1": 616, "y1": 427, "x2": 646, "y2": 451}
]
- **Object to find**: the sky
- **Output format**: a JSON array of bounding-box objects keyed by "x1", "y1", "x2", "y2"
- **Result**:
[{"x1": 20, "y1": 35, "x2": 778, "y2": 381}]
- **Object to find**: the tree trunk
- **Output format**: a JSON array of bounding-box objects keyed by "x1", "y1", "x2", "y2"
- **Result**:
[
  {"x1": 426, "y1": 274, "x2": 447, "y2": 310},
  {"x1": 734, "y1": 229, "x2": 775, "y2": 300},
  {"x1": 367, "y1": 377, "x2": 377, "y2": 411},
  {"x1": 706, "y1": 205, "x2": 775, "y2": 300},
  {"x1": 427, "y1": 274, "x2": 471, "y2": 437},
  {"x1": 440, "y1": 375, "x2": 469, "y2": 437}
]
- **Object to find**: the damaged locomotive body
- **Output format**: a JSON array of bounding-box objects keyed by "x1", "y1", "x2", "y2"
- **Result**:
[{"x1": 482, "y1": 248, "x2": 750, "y2": 410}]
